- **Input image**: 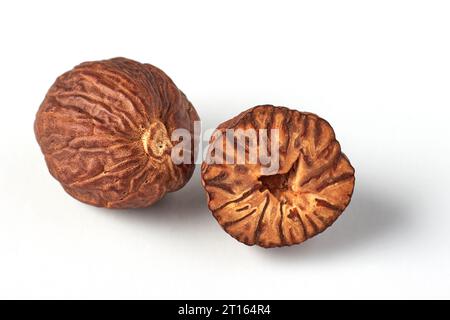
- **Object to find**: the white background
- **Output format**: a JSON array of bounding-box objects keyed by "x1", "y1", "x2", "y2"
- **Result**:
[{"x1": 1, "y1": 0, "x2": 449, "y2": 299}]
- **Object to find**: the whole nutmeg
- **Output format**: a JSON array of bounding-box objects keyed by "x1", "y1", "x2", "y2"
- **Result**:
[
  {"x1": 35, "y1": 57, "x2": 199, "y2": 208},
  {"x1": 201, "y1": 105, "x2": 355, "y2": 248}
]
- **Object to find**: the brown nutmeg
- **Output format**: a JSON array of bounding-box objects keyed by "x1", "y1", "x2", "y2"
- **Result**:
[
  {"x1": 35, "y1": 57, "x2": 199, "y2": 208},
  {"x1": 201, "y1": 105, "x2": 355, "y2": 248}
]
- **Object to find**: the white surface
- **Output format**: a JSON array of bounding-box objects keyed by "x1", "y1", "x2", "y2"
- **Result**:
[{"x1": 1, "y1": 0, "x2": 449, "y2": 299}]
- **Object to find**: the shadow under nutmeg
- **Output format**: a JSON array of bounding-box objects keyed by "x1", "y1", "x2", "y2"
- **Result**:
[{"x1": 98, "y1": 167, "x2": 209, "y2": 228}]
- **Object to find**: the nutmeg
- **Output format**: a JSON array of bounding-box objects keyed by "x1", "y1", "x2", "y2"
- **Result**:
[
  {"x1": 35, "y1": 57, "x2": 200, "y2": 208},
  {"x1": 201, "y1": 105, "x2": 355, "y2": 248}
]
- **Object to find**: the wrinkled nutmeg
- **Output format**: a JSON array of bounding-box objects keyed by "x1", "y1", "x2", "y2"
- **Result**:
[
  {"x1": 35, "y1": 57, "x2": 199, "y2": 208},
  {"x1": 201, "y1": 105, "x2": 355, "y2": 248}
]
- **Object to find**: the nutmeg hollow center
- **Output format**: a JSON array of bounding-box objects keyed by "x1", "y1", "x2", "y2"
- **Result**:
[
  {"x1": 141, "y1": 120, "x2": 172, "y2": 157},
  {"x1": 258, "y1": 160, "x2": 298, "y2": 198}
]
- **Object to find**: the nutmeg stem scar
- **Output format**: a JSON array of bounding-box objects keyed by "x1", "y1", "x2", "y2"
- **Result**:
[{"x1": 141, "y1": 120, "x2": 173, "y2": 157}]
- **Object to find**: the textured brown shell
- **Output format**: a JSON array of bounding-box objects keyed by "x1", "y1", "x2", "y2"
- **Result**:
[
  {"x1": 35, "y1": 57, "x2": 200, "y2": 208},
  {"x1": 201, "y1": 105, "x2": 355, "y2": 248}
]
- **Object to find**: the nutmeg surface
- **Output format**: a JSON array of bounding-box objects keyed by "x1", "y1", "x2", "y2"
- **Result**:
[
  {"x1": 35, "y1": 57, "x2": 199, "y2": 208},
  {"x1": 201, "y1": 105, "x2": 355, "y2": 248}
]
